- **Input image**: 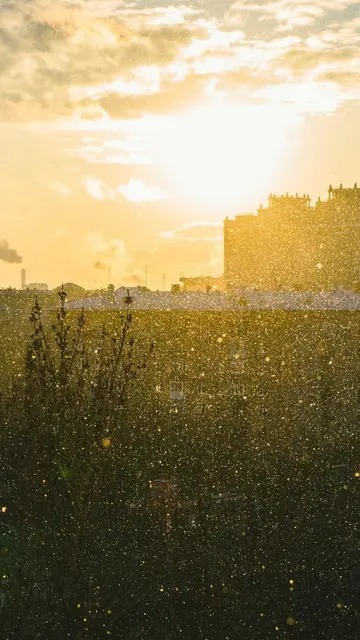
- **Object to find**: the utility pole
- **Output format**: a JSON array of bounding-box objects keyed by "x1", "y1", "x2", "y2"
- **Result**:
[{"x1": 163, "y1": 273, "x2": 166, "y2": 291}]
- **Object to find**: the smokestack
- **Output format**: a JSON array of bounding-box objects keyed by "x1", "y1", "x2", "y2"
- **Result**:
[{"x1": 21, "y1": 268, "x2": 26, "y2": 289}]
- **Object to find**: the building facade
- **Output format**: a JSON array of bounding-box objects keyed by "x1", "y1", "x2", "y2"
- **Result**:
[{"x1": 224, "y1": 184, "x2": 360, "y2": 291}]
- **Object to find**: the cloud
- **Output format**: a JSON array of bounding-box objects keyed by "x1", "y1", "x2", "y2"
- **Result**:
[
  {"x1": 82, "y1": 176, "x2": 116, "y2": 200},
  {"x1": 319, "y1": 70, "x2": 360, "y2": 87},
  {"x1": 82, "y1": 175, "x2": 168, "y2": 202},
  {"x1": 160, "y1": 221, "x2": 222, "y2": 241},
  {"x1": 278, "y1": 41, "x2": 358, "y2": 75},
  {"x1": 227, "y1": 0, "x2": 360, "y2": 30},
  {"x1": 0, "y1": 239, "x2": 22, "y2": 263},
  {"x1": 215, "y1": 67, "x2": 281, "y2": 94},
  {"x1": 141, "y1": 221, "x2": 224, "y2": 278},
  {"x1": 96, "y1": 72, "x2": 213, "y2": 119},
  {"x1": 118, "y1": 178, "x2": 168, "y2": 203},
  {"x1": 146, "y1": 6, "x2": 201, "y2": 26},
  {"x1": 85, "y1": 231, "x2": 127, "y2": 268},
  {"x1": 261, "y1": 80, "x2": 343, "y2": 113},
  {"x1": 0, "y1": 1, "x2": 208, "y2": 121},
  {"x1": 85, "y1": 230, "x2": 146, "y2": 284},
  {"x1": 1, "y1": 0, "x2": 359, "y2": 125}
]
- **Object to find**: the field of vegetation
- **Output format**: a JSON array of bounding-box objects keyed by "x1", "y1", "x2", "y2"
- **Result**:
[{"x1": 0, "y1": 292, "x2": 359, "y2": 639}]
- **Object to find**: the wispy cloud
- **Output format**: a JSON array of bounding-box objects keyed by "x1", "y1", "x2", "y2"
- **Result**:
[
  {"x1": 118, "y1": 178, "x2": 168, "y2": 203},
  {"x1": 85, "y1": 230, "x2": 127, "y2": 261},
  {"x1": 227, "y1": 0, "x2": 360, "y2": 30},
  {"x1": 160, "y1": 221, "x2": 222, "y2": 241},
  {"x1": 84, "y1": 229, "x2": 145, "y2": 285},
  {"x1": 82, "y1": 176, "x2": 116, "y2": 200},
  {"x1": 82, "y1": 175, "x2": 168, "y2": 203}
]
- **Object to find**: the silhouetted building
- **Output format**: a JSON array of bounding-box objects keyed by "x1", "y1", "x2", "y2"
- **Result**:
[
  {"x1": 179, "y1": 275, "x2": 224, "y2": 292},
  {"x1": 224, "y1": 183, "x2": 360, "y2": 291},
  {"x1": 24, "y1": 283, "x2": 48, "y2": 291}
]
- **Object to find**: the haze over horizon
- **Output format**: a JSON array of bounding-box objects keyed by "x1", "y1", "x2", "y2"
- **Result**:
[{"x1": 1, "y1": 0, "x2": 360, "y2": 290}]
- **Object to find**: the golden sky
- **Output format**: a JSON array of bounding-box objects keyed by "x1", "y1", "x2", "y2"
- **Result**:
[{"x1": 1, "y1": 0, "x2": 360, "y2": 289}]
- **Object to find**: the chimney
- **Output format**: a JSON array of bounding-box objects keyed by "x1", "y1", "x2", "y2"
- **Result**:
[{"x1": 21, "y1": 268, "x2": 26, "y2": 289}]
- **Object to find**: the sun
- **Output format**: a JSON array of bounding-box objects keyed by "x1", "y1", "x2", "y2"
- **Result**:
[{"x1": 152, "y1": 101, "x2": 300, "y2": 212}]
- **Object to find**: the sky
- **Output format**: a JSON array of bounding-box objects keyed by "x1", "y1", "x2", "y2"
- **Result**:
[{"x1": 1, "y1": 0, "x2": 360, "y2": 290}]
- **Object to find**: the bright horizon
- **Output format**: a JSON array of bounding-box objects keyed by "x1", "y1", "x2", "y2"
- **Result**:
[{"x1": 1, "y1": 0, "x2": 360, "y2": 290}]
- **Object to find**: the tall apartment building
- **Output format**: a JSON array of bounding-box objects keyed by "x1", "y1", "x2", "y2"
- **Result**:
[{"x1": 224, "y1": 183, "x2": 360, "y2": 291}]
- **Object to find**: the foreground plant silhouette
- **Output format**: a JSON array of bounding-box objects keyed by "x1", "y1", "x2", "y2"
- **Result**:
[{"x1": 1, "y1": 289, "x2": 153, "y2": 639}]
